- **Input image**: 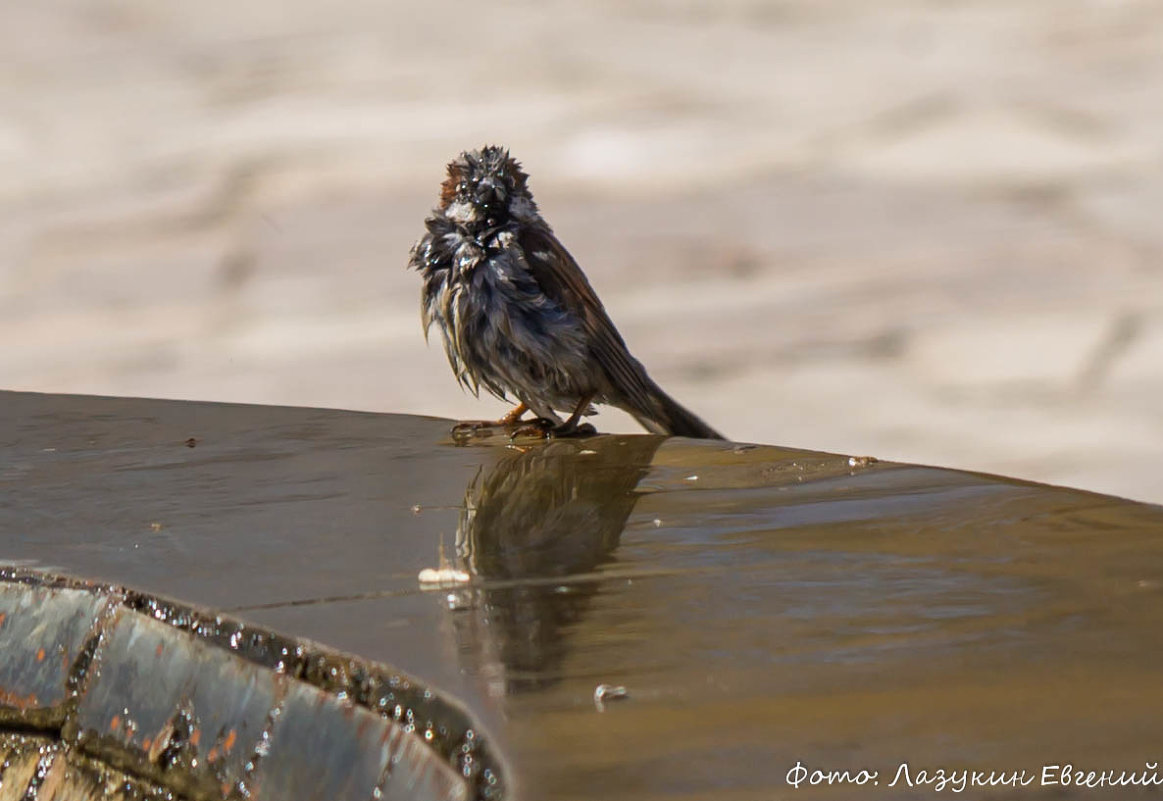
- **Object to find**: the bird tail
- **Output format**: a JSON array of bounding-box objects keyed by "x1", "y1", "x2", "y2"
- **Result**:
[{"x1": 622, "y1": 382, "x2": 724, "y2": 440}]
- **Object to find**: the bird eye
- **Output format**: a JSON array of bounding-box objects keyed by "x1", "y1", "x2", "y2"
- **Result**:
[{"x1": 456, "y1": 181, "x2": 469, "y2": 196}]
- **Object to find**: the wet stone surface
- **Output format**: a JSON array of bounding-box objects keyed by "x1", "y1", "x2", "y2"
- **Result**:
[
  {"x1": 0, "y1": 582, "x2": 113, "y2": 728},
  {"x1": 0, "y1": 572, "x2": 496, "y2": 800},
  {"x1": 0, "y1": 730, "x2": 194, "y2": 800},
  {"x1": 4, "y1": 391, "x2": 1163, "y2": 799},
  {"x1": 0, "y1": 733, "x2": 54, "y2": 799},
  {"x1": 257, "y1": 676, "x2": 466, "y2": 801},
  {"x1": 70, "y1": 608, "x2": 279, "y2": 798}
]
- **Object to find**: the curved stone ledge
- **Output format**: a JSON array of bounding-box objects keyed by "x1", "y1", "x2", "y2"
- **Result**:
[{"x1": 0, "y1": 570, "x2": 505, "y2": 801}]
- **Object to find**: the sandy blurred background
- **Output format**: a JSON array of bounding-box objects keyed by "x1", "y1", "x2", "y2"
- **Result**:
[{"x1": 1, "y1": 0, "x2": 1161, "y2": 502}]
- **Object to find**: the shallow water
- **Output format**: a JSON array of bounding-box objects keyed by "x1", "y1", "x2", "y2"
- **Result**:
[{"x1": 3, "y1": 390, "x2": 1163, "y2": 799}]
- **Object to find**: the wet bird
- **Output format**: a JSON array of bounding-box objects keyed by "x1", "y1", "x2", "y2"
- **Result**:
[{"x1": 409, "y1": 145, "x2": 723, "y2": 440}]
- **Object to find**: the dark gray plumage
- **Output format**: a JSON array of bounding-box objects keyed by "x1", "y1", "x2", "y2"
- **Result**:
[{"x1": 408, "y1": 145, "x2": 723, "y2": 439}]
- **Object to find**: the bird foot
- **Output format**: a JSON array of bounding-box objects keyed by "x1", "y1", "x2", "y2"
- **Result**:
[
  {"x1": 509, "y1": 418, "x2": 596, "y2": 440},
  {"x1": 509, "y1": 417, "x2": 556, "y2": 440}
]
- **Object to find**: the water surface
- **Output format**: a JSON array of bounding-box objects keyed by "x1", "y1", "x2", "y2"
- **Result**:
[{"x1": 3, "y1": 391, "x2": 1162, "y2": 799}]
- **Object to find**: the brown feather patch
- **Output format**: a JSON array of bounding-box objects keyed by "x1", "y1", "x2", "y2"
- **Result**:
[{"x1": 440, "y1": 160, "x2": 467, "y2": 205}]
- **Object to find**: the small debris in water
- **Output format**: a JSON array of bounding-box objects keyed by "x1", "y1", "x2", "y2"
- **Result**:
[
  {"x1": 410, "y1": 504, "x2": 422, "y2": 514},
  {"x1": 594, "y1": 684, "x2": 629, "y2": 711},
  {"x1": 685, "y1": 475, "x2": 698, "y2": 482},
  {"x1": 150, "y1": 522, "x2": 163, "y2": 532},
  {"x1": 579, "y1": 449, "x2": 597, "y2": 455},
  {"x1": 185, "y1": 437, "x2": 198, "y2": 448},
  {"x1": 848, "y1": 455, "x2": 878, "y2": 468},
  {"x1": 652, "y1": 518, "x2": 662, "y2": 528},
  {"x1": 731, "y1": 444, "x2": 757, "y2": 453},
  {"x1": 418, "y1": 566, "x2": 470, "y2": 588},
  {"x1": 419, "y1": 542, "x2": 470, "y2": 589}
]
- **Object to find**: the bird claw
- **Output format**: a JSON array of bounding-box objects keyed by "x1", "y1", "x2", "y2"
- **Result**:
[
  {"x1": 450, "y1": 420, "x2": 502, "y2": 444},
  {"x1": 509, "y1": 417, "x2": 557, "y2": 440}
]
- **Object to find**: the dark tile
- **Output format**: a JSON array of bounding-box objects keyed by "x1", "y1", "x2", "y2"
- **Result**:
[{"x1": 0, "y1": 582, "x2": 113, "y2": 727}]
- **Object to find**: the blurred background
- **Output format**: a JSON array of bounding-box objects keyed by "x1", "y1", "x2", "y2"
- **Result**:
[{"x1": 1, "y1": 0, "x2": 1161, "y2": 502}]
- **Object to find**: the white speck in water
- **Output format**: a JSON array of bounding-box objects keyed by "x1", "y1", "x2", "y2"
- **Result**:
[
  {"x1": 652, "y1": 518, "x2": 662, "y2": 528},
  {"x1": 685, "y1": 475, "x2": 698, "y2": 482},
  {"x1": 593, "y1": 684, "x2": 629, "y2": 711},
  {"x1": 445, "y1": 592, "x2": 473, "y2": 611}
]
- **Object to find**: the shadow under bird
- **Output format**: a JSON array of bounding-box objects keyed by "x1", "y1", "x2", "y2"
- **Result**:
[{"x1": 409, "y1": 145, "x2": 723, "y2": 439}]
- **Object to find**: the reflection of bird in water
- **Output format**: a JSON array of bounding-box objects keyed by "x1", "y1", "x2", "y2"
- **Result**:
[{"x1": 446, "y1": 435, "x2": 662, "y2": 695}]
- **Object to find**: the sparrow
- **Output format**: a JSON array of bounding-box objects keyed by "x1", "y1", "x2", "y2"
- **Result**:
[{"x1": 408, "y1": 145, "x2": 723, "y2": 440}]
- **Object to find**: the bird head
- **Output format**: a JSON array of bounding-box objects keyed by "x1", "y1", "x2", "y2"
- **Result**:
[{"x1": 438, "y1": 145, "x2": 539, "y2": 235}]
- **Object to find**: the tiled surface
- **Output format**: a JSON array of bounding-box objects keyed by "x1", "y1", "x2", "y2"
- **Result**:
[
  {"x1": 0, "y1": 583, "x2": 112, "y2": 726},
  {"x1": 257, "y1": 677, "x2": 467, "y2": 801},
  {"x1": 72, "y1": 609, "x2": 280, "y2": 798},
  {"x1": 0, "y1": 570, "x2": 486, "y2": 801}
]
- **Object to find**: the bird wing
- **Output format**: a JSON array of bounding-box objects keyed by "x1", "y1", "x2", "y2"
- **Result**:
[{"x1": 516, "y1": 225, "x2": 657, "y2": 402}]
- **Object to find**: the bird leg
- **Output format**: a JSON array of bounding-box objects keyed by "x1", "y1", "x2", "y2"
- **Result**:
[
  {"x1": 498, "y1": 402, "x2": 529, "y2": 426},
  {"x1": 555, "y1": 395, "x2": 596, "y2": 436},
  {"x1": 510, "y1": 396, "x2": 596, "y2": 440}
]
